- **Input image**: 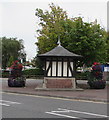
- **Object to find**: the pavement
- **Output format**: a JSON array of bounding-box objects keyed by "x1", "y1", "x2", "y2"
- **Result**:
[{"x1": 1, "y1": 78, "x2": 109, "y2": 103}]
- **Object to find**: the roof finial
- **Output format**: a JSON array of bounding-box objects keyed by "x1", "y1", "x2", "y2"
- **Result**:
[{"x1": 57, "y1": 35, "x2": 61, "y2": 46}]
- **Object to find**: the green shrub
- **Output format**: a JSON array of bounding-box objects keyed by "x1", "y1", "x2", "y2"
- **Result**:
[
  {"x1": 1, "y1": 68, "x2": 44, "y2": 78},
  {"x1": 2, "y1": 71, "x2": 9, "y2": 78},
  {"x1": 76, "y1": 71, "x2": 90, "y2": 80},
  {"x1": 22, "y1": 68, "x2": 44, "y2": 76}
]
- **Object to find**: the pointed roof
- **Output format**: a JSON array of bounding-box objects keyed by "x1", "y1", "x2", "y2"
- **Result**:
[{"x1": 38, "y1": 45, "x2": 82, "y2": 58}]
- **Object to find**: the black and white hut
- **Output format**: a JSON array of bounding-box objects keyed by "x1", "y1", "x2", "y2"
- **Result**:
[{"x1": 38, "y1": 40, "x2": 82, "y2": 89}]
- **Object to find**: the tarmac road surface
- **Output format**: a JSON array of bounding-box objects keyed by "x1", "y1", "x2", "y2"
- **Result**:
[{"x1": 1, "y1": 92, "x2": 109, "y2": 120}]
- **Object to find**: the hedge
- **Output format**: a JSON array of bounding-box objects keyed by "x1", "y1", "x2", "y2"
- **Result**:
[
  {"x1": 1, "y1": 71, "x2": 9, "y2": 78},
  {"x1": 22, "y1": 68, "x2": 44, "y2": 76},
  {"x1": 2, "y1": 68, "x2": 44, "y2": 78},
  {"x1": 22, "y1": 68, "x2": 44, "y2": 78},
  {"x1": 1, "y1": 69, "x2": 90, "y2": 79},
  {"x1": 75, "y1": 71, "x2": 90, "y2": 80}
]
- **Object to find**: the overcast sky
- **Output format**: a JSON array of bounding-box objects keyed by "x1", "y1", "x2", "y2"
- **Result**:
[{"x1": 0, "y1": 0, "x2": 108, "y2": 60}]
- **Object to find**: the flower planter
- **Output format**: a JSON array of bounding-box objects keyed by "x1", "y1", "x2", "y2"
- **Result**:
[
  {"x1": 8, "y1": 77, "x2": 26, "y2": 87},
  {"x1": 88, "y1": 80, "x2": 106, "y2": 89},
  {"x1": 87, "y1": 63, "x2": 106, "y2": 89}
]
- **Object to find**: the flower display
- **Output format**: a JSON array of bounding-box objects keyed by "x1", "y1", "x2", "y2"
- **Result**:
[{"x1": 87, "y1": 62, "x2": 106, "y2": 89}]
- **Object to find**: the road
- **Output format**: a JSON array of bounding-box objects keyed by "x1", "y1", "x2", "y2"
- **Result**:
[{"x1": 1, "y1": 92, "x2": 109, "y2": 120}]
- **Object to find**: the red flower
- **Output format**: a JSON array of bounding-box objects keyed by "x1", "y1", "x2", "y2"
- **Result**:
[{"x1": 93, "y1": 62, "x2": 99, "y2": 65}]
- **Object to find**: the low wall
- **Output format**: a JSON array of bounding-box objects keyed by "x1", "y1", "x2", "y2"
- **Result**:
[{"x1": 43, "y1": 77, "x2": 76, "y2": 89}]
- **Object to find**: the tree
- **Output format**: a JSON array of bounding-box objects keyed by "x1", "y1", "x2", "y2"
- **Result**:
[
  {"x1": 35, "y1": 3, "x2": 67, "y2": 54},
  {"x1": 61, "y1": 18, "x2": 107, "y2": 65},
  {"x1": 1, "y1": 37, "x2": 25, "y2": 69},
  {"x1": 106, "y1": 31, "x2": 109, "y2": 62},
  {"x1": 7, "y1": 56, "x2": 14, "y2": 67},
  {"x1": 35, "y1": 3, "x2": 107, "y2": 66}
]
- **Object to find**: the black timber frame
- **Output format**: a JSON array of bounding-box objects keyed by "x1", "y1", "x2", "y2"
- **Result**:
[{"x1": 45, "y1": 57, "x2": 75, "y2": 78}]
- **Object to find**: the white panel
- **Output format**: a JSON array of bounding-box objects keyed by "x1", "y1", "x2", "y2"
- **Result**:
[
  {"x1": 69, "y1": 69, "x2": 71, "y2": 77},
  {"x1": 63, "y1": 62, "x2": 67, "y2": 76},
  {"x1": 58, "y1": 62, "x2": 62, "y2": 76},
  {"x1": 48, "y1": 68, "x2": 51, "y2": 76},
  {"x1": 70, "y1": 62, "x2": 73, "y2": 71},
  {"x1": 69, "y1": 62, "x2": 73, "y2": 77},
  {"x1": 46, "y1": 61, "x2": 51, "y2": 76},
  {"x1": 46, "y1": 62, "x2": 49, "y2": 70},
  {"x1": 52, "y1": 62, "x2": 56, "y2": 76}
]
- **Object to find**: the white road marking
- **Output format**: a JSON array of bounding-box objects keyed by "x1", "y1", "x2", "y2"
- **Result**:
[
  {"x1": 0, "y1": 100, "x2": 21, "y2": 107},
  {"x1": 46, "y1": 108, "x2": 109, "y2": 119},
  {"x1": 0, "y1": 100, "x2": 21, "y2": 104},
  {"x1": 51, "y1": 110, "x2": 69, "y2": 113},
  {"x1": 46, "y1": 109, "x2": 87, "y2": 120},
  {"x1": 46, "y1": 112, "x2": 85, "y2": 119},
  {"x1": 58, "y1": 108, "x2": 109, "y2": 118},
  {"x1": 0, "y1": 103, "x2": 10, "y2": 106}
]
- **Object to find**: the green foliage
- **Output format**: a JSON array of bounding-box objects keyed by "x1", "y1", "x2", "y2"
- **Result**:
[
  {"x1": 1, "y1": 37, "x2": 25, "y2": 69},
  {"x1": 35, "y1": 3, "x2": 67, "y2": 54},
  {"x1": 76, "y1": 71, "x2": 90, "y2": 80},
  {"x1": 2, "y1": 71, "x2": 9, "y2": 78},
  {"x1": 35, "y1": 57, "x2": 44, "y2": 69},
  {"x1": 35, "y1": 3, "x2": 107, "y2": 66},
  {"x1": 8, "y1": 56, "x2": 14, "y2": 67},
  {"x1": 63, "y1": 18, "x2": 107, "y2": 65},
  {"x1": 106, "y1": 31, "x2": 109, "y2": 62},
  {"x1": 1, "y1": 68, "x2": 44, "y2": 78},
  {"x1": 23, "y1": 68, "x2": 44, "y2": 76}
]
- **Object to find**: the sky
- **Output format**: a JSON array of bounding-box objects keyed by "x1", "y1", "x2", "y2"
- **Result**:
[{"x1": 0, "y1": 0, "x2": 108, "y2": 61}]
